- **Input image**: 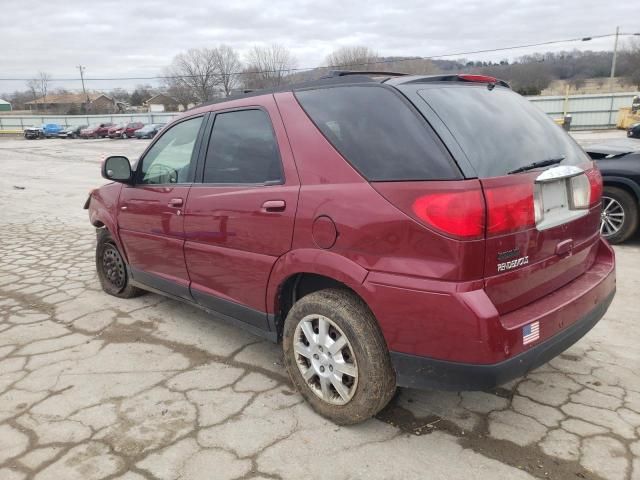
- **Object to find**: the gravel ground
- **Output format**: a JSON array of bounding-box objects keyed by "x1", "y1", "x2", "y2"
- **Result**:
[{"x1": 0, "y1": 133, "x2": 638, "y2": 480}]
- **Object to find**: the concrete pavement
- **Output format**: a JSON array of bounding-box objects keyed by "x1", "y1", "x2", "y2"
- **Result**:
[{"x1": 0, "y1": 135, "x2": 638, "y2": 480}]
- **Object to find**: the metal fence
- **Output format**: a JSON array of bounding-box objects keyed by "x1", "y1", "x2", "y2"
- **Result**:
[
  {"x1": 528, "y1": 92, "x2": 639, "y2": 129},
  {"x1": 1, "y1": 91, "x2": 639, "y2": 131},
  {"x1": 0, "y1": 112, "x2": 177, "y2": 131}
]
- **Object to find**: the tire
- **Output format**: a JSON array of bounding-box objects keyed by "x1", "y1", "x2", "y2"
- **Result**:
[
  {"x1": 601, "y1": 186, "x2": 639, "y2": 244},
  {"x1": 282, "y1": 288, "x2": 396, "y2": 425},
  {"x1": 95, "y1": 229, "x2": 145, "y2": 298}
]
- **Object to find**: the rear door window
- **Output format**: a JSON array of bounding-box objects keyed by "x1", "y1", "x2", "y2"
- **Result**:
[
  {"x1": 203, "y1": 109, "x2": 283, "y2": 184},
  {"x1": 409, "y1": 84, "x2": 589, "y2": 178},
  {"x1": 294, "y1": 85, "x2": 460, "y2": 181}
]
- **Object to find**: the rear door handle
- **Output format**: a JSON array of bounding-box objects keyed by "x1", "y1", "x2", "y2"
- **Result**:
[
  {"x1": 261, "y1": 200, "x2": 286, "y2": 212},
  {"x1": 168, "y1": 198, "x2": 183, "y2": 207}
]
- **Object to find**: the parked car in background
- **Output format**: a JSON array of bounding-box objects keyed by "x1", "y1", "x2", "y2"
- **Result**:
[
  {"x1": 23, "y1": 123, "x2": 64, "y2": 139},
  {"x1": 627, "y1": 123, "x2": 640, "y2": 138},
  {"x1": 585, "y1": 144, "x2": 640, "y2": 243},
  {"x1": 24, "y1": 126, "x2": 44, "y2": 139},
  {"x1": 109, "y1": 122, "x2": 145, "y2": 138},
  {"x1": 134, "y1": 123, "x2": 165, "y2": 139},
  {"x1": 87, "y1": 72, "x2": 615, "y2": 425},
  {"x1": 107, "y1": 123, "x2": 127, "y2": 139},
  {"x1": 80, "y1": 123, "x2": 114, "y2": 138},
  {"x1": 59, "y1": 125, "x2": 88, "y2": 139}
]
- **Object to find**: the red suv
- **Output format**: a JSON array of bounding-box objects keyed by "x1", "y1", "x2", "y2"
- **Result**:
[
  {"x1": 80, "y1": 122, "x2": 115, "y2": 138},
  {"x1": 86, "y1": 72, "x2": 615, "y2": 424},
  {"x1": 108, "y1": 122, "x2": 145, "y2": 139}
]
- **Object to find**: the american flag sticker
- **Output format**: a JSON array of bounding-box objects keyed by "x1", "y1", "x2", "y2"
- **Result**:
[{"x1": 522, "y1": 321, "x2": 540, "y2": 345}]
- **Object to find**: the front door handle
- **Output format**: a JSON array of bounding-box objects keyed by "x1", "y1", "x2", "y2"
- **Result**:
[
  {"x1": 168, "y1": 198, "x2": 183, "y2": 207},
  {"x1": 261, "y1": 200, "x2": 286, "y2": 212}
]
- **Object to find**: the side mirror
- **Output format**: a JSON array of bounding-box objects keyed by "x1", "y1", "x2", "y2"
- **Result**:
[{"x1": 102, "y1": 156, "x2": 133, "y2": 183}]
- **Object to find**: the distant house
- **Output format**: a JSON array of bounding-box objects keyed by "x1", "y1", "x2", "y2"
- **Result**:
[
  {"x1": 144, "y1": 94, "x2": 178, "y2": 112},
  {"x1": 25, "y1": 93, "x2": 116, "y2": 114},
  {"x1": 0, "y1": 98, "x2": 11, "y2": 112}
]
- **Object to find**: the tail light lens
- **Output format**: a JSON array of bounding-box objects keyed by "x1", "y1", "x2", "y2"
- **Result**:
[
  {"x1": 484, "y1": 183, "x2": 535, "y2": 236},
  {"x1": 569, "y1": 174, "x2": 591, "y2": 209},
  {"x1": 586, "y1": 168, "x2": 603, "y2": 206},
  {"x1": 412, "y1": 189, "x2": 485, "y2": 239}
]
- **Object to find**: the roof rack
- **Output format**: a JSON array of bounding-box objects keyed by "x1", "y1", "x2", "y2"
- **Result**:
[{"x1": 324, "y1": 70, "x2": 409, "y2": 78}]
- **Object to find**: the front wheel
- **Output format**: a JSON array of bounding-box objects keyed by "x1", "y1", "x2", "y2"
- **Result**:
[
  {"x1": 96, "y1": 229, "x2": 145, "y2": 298},
  {"x1": 600, "y1": 186, "x2": 639, "y2": 244},
  {"x1": 282, "y1": 289, "x2": 396, "y2": 425}
]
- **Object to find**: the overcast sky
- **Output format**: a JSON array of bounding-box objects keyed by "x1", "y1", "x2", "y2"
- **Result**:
[{"x1": 0, "y1": 0, "x2": 638, "y2": 93}]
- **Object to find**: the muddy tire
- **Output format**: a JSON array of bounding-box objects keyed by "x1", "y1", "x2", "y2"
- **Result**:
[
  {"x1": 283, "y1": 288, "x2": 396, "y2": 425},
  {"x1": 95, "y1": 229, "x2": 145, "y2": 298},
  {"x1": 601, "y1": 186, "x2": 638, "y2": 244}
]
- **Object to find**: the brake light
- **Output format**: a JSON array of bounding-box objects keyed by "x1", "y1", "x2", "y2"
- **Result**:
[
  {"x1": 484, "y1": 183, "x2": 535, "y2": 236},
  {"x1": 458, "y1": 74, "x2": 498, "y2": 84},
  {"x1": 412, "y1": 189, "x2": 485, "y2": 239},
  {"x1": 586, "y1": 168, "x2": 602, "y2": 206}
]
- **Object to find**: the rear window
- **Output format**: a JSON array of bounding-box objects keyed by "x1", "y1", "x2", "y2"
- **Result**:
[
  {"x1": 411, "y1": 85, "x2": 589, "y2": 178},
  {"x1": 294, "y1": 85, "x2": 459, "y2": 181}
]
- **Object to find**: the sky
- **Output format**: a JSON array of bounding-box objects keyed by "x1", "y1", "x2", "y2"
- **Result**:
[{"x1": 0, "y1": 0, "x2": 638, "y2": 94}]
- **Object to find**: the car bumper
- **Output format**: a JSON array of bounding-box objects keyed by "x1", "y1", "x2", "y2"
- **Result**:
[
  {"x1": 363, "y1": 238, "x2": 615, "y2": 390},
  {"x1": 390, "y1": 287, "x2": 614, "y2": 390}
]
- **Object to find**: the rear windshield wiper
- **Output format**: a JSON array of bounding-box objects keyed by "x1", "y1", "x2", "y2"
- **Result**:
[{"x1": 507, "y1": 156, "x2": 565, "y2": 175}]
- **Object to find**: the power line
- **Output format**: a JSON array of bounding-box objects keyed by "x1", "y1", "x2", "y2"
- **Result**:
[{"x1": 0, "y1": 31, "x2": 638, "y2": 82}]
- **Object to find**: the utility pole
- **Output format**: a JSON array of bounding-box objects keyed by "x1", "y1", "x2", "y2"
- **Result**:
[
  {"x1": 609, "y1": 26, "x2": 620, "y2": 86},
  {"x1": 607, "y1": 27, "x2": 620, "y2": 126},
  {"x1": 77, "y1": 65, "x2": 89, "y2": 113}
]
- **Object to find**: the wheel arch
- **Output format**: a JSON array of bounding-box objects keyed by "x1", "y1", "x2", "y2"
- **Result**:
[
  {"x1": 602, "y1": 176, "x2": 640, "y2": 204},
  {"x1": 267, "y1": 249, "x2": 371, "y2": 340}
]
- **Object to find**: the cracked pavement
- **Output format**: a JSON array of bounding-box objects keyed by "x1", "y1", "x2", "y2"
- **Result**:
[{"x1": 0, "y1": 135, "x2": 639, "y2": 480}]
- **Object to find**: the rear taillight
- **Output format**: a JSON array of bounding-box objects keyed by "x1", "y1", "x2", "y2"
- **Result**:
[
  {"x1": 484, "y1": 183, "x2": 535, "y2": 236},
  {"x1": 412, "y1": 189, "x2": 485, "y2": 239},
  {"x1": 586, "y1": 168, "x2": 603, "y2": 206}
]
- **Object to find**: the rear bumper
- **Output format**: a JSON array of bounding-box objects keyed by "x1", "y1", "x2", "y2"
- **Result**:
[
  {"x1": 390, "y1": 288, "x2": 614, "y2": 390},
  {"x1": 363, "y1": 238, "x2": 615, "y2": 390}
]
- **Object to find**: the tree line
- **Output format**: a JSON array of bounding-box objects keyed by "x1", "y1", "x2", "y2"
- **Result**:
[{"x1": 3, "y1": 41, "x2": 639, "y2": 110}]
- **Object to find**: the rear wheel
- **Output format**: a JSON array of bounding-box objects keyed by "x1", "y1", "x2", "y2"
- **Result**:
[
  {"x1": 282, "y1": 289, "x2": 396, "y2": 425},
  {"x1": 601, "y1": 186, "x2": 638, "y2": 244},
  {"x1": 96, "y1": 229, "x2": 145, "y2": 298}
]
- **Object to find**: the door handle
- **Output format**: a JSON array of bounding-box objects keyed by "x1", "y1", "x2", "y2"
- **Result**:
[
  {"x1": 261, "y1": 200, "x2": 286, "y2": 212},
  {"x1": 168, "y1": 198, "x2": 183, "y2": 207}
]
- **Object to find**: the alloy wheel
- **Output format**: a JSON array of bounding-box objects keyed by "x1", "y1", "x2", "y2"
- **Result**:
[
  {"x1": 293, "y1": 314, "x2": 358, "y2": 405},
  {"x1": 600, "y1": 195, "x2": 625, "y2": 237}
]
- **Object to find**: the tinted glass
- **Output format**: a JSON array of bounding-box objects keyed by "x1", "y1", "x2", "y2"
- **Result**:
[
  {"x1": 413, "y1": 85, "x2": 589, "y2": 178},
  {"x1": 139, "y1": 116, "x2": 203, "y2": 185},
  {"x1": 203, "y1": 109, "x2": 283, "y2": 184},
  {"x1": 295, "y1": 85, "x2": 458, "y2": 181}
]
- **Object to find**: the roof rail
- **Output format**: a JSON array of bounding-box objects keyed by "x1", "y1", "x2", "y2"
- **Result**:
[{"x1": 324, "y1": 70, "x2": 409, "y2": 78}]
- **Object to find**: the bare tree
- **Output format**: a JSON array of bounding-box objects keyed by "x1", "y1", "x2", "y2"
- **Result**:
[
  {"x1": 26, "y1": 79, "x2": 39, "y2": 101},
  {"x1": 166, "y1": 48, "x2": 220, "y2": 102},
  {"x1": 26, "y1": 71, "x2": 51, "y2": 102},
  {"x1": 213, "y1": 45, "x2": 242, "y2": 96},
  {"x1": 325, "y1": 46, "x2": 379, "y2": 70},
  {"x1": 243, "y1": 44, "x2": 297, "y2": 89},
  {"x1": 162, "y1": 71, "x2": 198, "y2": 110}
]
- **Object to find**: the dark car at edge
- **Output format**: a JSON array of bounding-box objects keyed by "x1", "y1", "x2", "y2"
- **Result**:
[{"x1": 585, "y1": 144, "x2": 640, "y2": 243}]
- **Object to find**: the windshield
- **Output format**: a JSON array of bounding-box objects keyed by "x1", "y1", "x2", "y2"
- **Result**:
[{"x1": 409, "y1": 84, "x2": 589, "y2": 178}]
